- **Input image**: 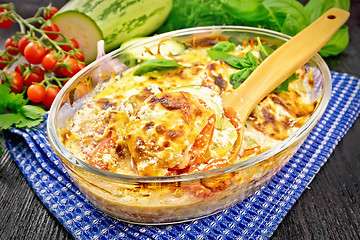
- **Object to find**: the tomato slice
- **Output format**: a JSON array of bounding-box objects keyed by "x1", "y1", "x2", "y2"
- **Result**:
[
  {"x1": 87, "y1": 131, "x2": 118, "y2": 170},
  {"x1": 188, "y1": 114, "x2": 216, "y2": 165}
]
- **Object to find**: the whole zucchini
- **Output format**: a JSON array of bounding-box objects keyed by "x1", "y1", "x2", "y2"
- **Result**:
[{"x1": 52, "y1": 0, "x2": 173, "y2": 63}]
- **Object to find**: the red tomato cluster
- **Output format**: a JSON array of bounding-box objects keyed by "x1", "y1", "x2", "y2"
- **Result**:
[
  {"x1": 6, "y1": 35, "x2": 84, "y2": 107},
  {"x1": 0, "y1": 7, "x2": 13, "y2": 29},
  {"x1": 0, "y1": 5, "x2": 87, "y2": 108}
]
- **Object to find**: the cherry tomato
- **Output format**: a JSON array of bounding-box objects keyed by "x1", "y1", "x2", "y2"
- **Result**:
[
  {"x1": 42, "y1": 22, "x2": 60, "y2": 40},
  {"x1": 73, "y1": 50, "x2": 85, "y2": 62},
  {"x1": 61, "y1": 38, "x2": 79, "y2": 52},
  {"x1": 23, "y1": 66, "x2": 45, "y2": 86},
  {"x1": 41, "y1": 52, "x2": 58, "y2": 71},
  {"x1": 27, "y1": 84, "x2": 46, "y2": 103},
  {"x1": 0, "y1": 7, "x2": 13, "y2": 29},
  {"x1": 8, "y1": 71, "x2": 24, "y2": 93},
  {"x1": 18, "y1": 36, "x2": 31, "y2": 55},
  {"x1": 44, "y1": 6, "x2": 58, "y2": 20},
  {"x1": 53, "y1": 64, "x2": 65, "y2": 77},
  {"x1": 24, "y1": 41, "x2": 46, "y2": 64},
  {"x1": 4, "y1": 38, "x2": 19, "y2": 55},
  {"x1": 61, "y1": 56, "x2": 82, "y2": 77},
  {"x1": 43, "y1": 86, "x2": 60, "y2": 108},
  {"x1": 15, "y1": 63, "x2": 29, "y2": 74}
]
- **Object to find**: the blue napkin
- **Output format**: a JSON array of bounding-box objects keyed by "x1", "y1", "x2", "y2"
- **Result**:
[{"x1": 3, "y1": 71, "x2": 360, "y2": 240}]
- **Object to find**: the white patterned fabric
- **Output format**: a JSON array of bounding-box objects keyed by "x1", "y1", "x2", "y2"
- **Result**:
[{"x1": 3, "y1": 72, "x2": 360, "y2": 240}]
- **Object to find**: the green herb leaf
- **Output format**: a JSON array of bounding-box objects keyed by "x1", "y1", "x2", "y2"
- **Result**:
[
  {"x1": 263, "y1": 0, "x2": 310, "y2": 36},
  {"x1": 256, "y1": 38, "x2": 297, "y2": 92},
  {"x1": 304, "y1": 0, "x2": 350, "y2": 22},
  {"x1": 246, "y1": 51, "x2": 258, "y2": 67},
  {"x1": 0, "y1": 84, "x2": 27, "y2": 112},
  {"x1": 20, "y1": 105, "x2": 46, "y2": 120},
  {"x1": 211, "y1": 41, "x2": 236, "y2": 52},
  {"x1": 0, "y1": 113, "x2": 21, "y2": 130},
  {"x1": 15, "y1": 114, "x2": 44, "y2": 129},
  {"x1": 257, "y1": 37, "x2": 275, "y2": 61},
  {"x1": 274, "y1": 72, "x2": 298, "y2": 92},
  {"x1": 0, "y1": 84, "x2": 45, "y2": 130},
  {"x1": 318, "y1": 25, "x2": 349, "y2": 57},
  {"x1": 207, "y1": 49, "x2": 259, "y2": 89},
  {"x1": 156, "y1": 0, "x2": 240, "y2": 34},
  {"x1": 0, "y1": 104, "x2": 4, "y2": 115},
  {"x1": 230, "y1": 68, "x2": 253, "y2": 88},
  {"x1": 206, "y1": 50, "x2": 251, "y2": 69},
  {"x1": 304, "y1": 0, "x2": 350, "y2": 57},
  {"x1": 134, "y1": 59, "x2": 182, "y2": 76},
  {"x1": 219, "y1": 0, "x2": 270, "y2": 22}
]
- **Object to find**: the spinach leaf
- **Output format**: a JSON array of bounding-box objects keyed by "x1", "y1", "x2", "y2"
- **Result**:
[
  {"x1": 211, "y1": 41, "x2": 236, "y2": 52},
  {"x1": 134, "y1": 59, "x2": 182, "y2": 76}
]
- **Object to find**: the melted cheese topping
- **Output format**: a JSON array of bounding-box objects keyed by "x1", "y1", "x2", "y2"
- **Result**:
[
  {"x1": 126, "y1": 91, "x2": 215, "y2": 176},
  {"x1": 60, "y1": 38, "x2": 318, "y2": 177}
]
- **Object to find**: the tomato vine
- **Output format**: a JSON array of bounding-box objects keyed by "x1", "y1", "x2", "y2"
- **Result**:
[{"x1": 0, "y1": 3, "x2": 86, "y2": 108}]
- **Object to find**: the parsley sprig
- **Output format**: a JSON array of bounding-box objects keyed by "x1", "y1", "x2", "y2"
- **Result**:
[{"x1": 0, "y1": 84, "x2": 46, "y2": 154}]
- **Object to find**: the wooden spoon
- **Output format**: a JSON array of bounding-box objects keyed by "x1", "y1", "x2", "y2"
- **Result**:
[{"x1": 223, "y1": 8, "x2": 350, "y2": 160}]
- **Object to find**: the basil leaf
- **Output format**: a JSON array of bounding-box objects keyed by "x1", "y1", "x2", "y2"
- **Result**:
[
  {"x1": 257, "y1": 37, "x2": 275, "y2": 61},
  {"x1": 230, "y1": 68, "x2": 253, "y2": 88},
  {"x1": 274, "y1": 72, "x2": 298, "y2": 92},
  {"x1": 207, "y1": 50, "x2": 251, "y2": 69},
  {"x1": 208, "y1": 49, "x2": 258, "y2": 89},
  {"x1": 319, "y1": 25, "x2": 349, "y2": 57},
  {"x1": 304, "y1": 0, "x2": 350, "y2": 57},
  {"x1": 219, "y1": 0, "x2": 270, "y2": 22},
  {"x1": 211, "y1": 41, "x2": 236, "y2": 52},
  {"x1": 263, "y1": 0, "x2": 310, "y2": 36},
  {"x1": 246, "y1": 51, "x2": 258, "y2": 67},
  {"x1": 134, "y1": 59, "x2": 182, "y2": 76},
  {"x1": 305, "y1": 0, "x2": 350, "y2": 22}
]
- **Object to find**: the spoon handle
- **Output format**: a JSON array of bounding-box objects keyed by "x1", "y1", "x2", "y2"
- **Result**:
[{"x1": 223, "y1": 8, "x2": 350, "y2": 121}]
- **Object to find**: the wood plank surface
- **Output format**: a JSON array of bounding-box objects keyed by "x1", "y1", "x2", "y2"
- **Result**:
[{"x1": 0, "y1": 1, "x2": 359, "y2": 239}]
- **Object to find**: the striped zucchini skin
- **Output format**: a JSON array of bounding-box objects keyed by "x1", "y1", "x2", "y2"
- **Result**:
[{"x1": 58, "y1": 0, "x2": 173, "y2": 51}]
